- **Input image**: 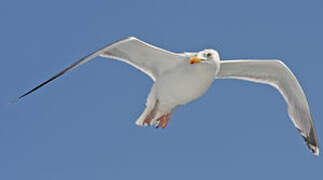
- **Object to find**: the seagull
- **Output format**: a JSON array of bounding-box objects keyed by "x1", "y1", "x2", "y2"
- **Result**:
[{"x1": 16, "y1": 37, "x2": 319, "y2": 155}]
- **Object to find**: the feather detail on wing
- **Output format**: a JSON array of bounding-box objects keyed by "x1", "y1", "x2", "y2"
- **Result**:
[
  {"x1": 16, "y1": 37, "x2": 184, "y2": 100},
  {"x1": 217, "y1": 60, "x2": 319, "y2": 155}
]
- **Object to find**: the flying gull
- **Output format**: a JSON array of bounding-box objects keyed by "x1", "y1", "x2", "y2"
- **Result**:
[{"x1": 16, "y1": 37, "x2": 319, "y2": 155}]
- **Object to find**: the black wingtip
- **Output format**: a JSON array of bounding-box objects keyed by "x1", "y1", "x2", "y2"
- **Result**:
[
  {"x1": 298, "y1": 127, "x2": 319, "y2": 156},
  {"x1": 10, "y1": 88, "x2": 39, "y2": 104},
  {"x1": 305, "y1": 127, "x2": 319, "y2": 156},
  {"x1": 304, "y1": 137, "x2": 319, "y2": 156}
]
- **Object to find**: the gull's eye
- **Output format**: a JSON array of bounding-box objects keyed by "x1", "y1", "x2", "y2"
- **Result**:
[{"x1": 206, "y1": 53, "x2": 212, "y2": 57}]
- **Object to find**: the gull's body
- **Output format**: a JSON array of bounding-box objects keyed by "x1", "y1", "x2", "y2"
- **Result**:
[
  {"x1": 137, "y1": 57, "x2": 217, "y2": 126},
  {"x1": 17, "y1": 37, "x2": 319, "y2": 155}
]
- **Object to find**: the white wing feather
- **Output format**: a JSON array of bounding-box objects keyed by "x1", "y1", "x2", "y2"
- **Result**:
[
  {"x1": 217, "y1": 59, "x2": 319, "y2": 155},
  {"x1": 100, "y1": 37, "x2": 184, "y2": 81},
  {"x1": 17, "y1": 37, "x2": 184, "y2": 99}
]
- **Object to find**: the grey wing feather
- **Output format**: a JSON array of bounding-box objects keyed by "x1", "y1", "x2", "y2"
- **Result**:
[
  {"x1": 217, "y1": 59, "x2": 319, "y2": 155},
  {"x1": 100, "y1": 37, "x2": 184, "y2": 80},
  {"x1": 16, "y1": 37, "x2": 183, "y2": 100}
]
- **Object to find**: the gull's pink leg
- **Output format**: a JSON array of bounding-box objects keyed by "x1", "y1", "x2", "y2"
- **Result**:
[
  {"x1": 157, "y1": 114, "x2": 169, "y2": 128},
  {"x1": 143, "y1": 114, "x2": 153, "y2": 126},
  {"x1": 157, "y1": 105, "x2": 179, "y2": 128},
  {"x1": 143, "y1": 100, "x2": 159, "y2": 126}
]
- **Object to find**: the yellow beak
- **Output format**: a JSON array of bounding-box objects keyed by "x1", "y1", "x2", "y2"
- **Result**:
[{"x1": 189, "y1": 56, "x2": 203, "y2": 64}]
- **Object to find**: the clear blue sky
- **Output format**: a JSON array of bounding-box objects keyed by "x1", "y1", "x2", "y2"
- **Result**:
[{"x1": 1, "y1": 0, "x2": 322, "y2": 179}]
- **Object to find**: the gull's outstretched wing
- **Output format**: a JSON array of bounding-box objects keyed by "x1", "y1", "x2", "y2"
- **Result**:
[
  {"x1": 16, "y1": 37, "x2": 184, "y2": 100},
  {"x1": 216, "y1": 60, "x2": 319, "y2": 155}
]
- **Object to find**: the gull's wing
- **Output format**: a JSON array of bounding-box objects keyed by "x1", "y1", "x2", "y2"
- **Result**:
[
  {"x1": 216, "y1": 59, "x2": 319, "y2": 155},
  {"x1": 16, "y1": 37, "x2": 184, "y2": 100}
]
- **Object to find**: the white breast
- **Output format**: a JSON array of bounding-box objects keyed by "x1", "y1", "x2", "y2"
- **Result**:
[{"x1": 154, "y1": 62, "x2": 216, "y2": 111}]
